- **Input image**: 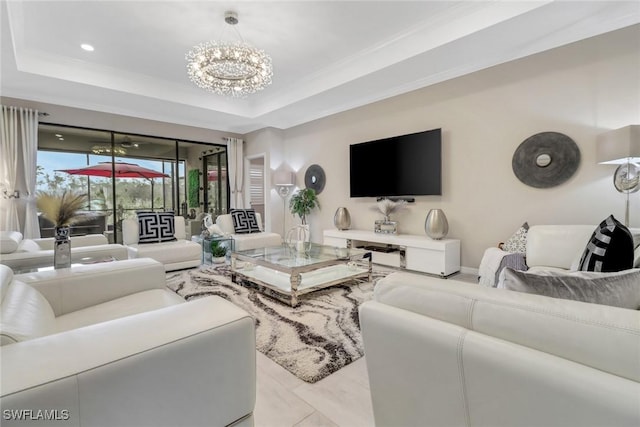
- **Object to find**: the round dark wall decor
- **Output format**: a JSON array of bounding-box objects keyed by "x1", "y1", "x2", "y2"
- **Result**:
[
  {"x1": 304, "y1": 164, "x2": 326, "y2": 194},
  {"x1": 512, "y1": 132, "x2": 580, "y2": 188}
]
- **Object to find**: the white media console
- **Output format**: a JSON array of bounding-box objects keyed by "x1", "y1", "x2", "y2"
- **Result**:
[{"x1": 323, "y1": 229, "x2": 460, "y2": 277}]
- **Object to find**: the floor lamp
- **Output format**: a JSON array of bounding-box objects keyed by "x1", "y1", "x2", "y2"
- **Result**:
[
  {"x1": 596, "y1": 125, "x2": 640, "y2": 227},
  {"x1": 274, "y1": 170, "x2": 296, "y2": 236}
]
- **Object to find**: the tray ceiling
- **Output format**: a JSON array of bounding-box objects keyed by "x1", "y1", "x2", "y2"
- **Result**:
[{"x1": 1, "y1": 1, "x2": 638, "y2": 133}]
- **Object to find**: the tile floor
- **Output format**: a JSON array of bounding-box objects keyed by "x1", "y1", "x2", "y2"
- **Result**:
[
  {"x1": 252, "y1": 272, "x2": 478, "y2": 427},
  {"x1": 254, "y1": 352, "x2": 373, "y2": 427}
]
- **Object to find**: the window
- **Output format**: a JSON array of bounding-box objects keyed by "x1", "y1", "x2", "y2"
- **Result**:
[{"x1": 37, "y1": 124, "x2": 226, "y2": 242}]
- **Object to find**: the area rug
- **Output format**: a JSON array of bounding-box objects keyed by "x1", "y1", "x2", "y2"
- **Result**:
[{"x1": 165, "y1": 265, "x2": 392, "y2": 383}]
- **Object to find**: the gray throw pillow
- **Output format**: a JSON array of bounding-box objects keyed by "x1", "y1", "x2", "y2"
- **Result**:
[{"x1": 498, "y1": 268, "x2": 640, "y2": 309}]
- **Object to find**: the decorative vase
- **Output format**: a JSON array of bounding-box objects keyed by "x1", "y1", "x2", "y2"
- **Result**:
[
  {"x1": 54, "y1": 226, "x2": 71, "y2": 269},
  {"x1": 212, "y1": 256, "x2": 226, "y2": 264},
  {"x1": 334, "y1": 207, "x2": 351, "y2": 230},
  {"x1": 424, "y1": 209, "x2": 449, "y2": 240}
]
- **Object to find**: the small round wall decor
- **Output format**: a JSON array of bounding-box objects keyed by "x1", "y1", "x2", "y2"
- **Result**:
[
  {"x1": 304, "y1": 164, "x2": 326, "y2": 194},
  {"x1": 512, "y1": 132, "x2": 580, "y2": 188}
]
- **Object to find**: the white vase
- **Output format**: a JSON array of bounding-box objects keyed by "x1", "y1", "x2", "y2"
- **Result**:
[{"x1": 424, "y1": 209, "x2": 449, "y2": 240}]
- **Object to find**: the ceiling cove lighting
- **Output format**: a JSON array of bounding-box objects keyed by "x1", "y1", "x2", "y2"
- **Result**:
[
  {"x1": 80, "y1": 43, "x2": 94, "y2": 52},
  {"x1": 185, "y1": 11, "x2": 273, "y2": 98}
]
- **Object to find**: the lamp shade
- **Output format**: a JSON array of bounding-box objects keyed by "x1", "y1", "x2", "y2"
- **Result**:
[
  {"x1": 274, "y1": 170, "x2": 295, "y2": 186},
  {"x1": 596, "y1": 125, "x2": 640, "y2": 164}
]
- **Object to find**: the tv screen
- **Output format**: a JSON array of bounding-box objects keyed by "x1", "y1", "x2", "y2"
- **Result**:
[{"x1": 350, "y1": 128, "x2": 441, "y2": 197}]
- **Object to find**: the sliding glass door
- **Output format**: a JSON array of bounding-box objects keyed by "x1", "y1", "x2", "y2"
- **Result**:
[{"x1": 37, "y1": 124, "x2": 227, "y2": 243}]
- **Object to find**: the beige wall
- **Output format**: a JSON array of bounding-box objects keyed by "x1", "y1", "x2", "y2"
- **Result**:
[{"x1": 252, "y1": 25, "x2": 640, "y2": 270}]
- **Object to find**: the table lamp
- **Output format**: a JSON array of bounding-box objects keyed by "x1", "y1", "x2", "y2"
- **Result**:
[{"x1": 596, "y1": 125, "x2": 640, "y2": 226}]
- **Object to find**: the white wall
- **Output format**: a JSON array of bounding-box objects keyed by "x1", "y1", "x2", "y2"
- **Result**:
[
  {"x1": 243, "y1": 127, "x2": 286, "y2": 235},
  {"x1": 248, "y1": 25, "x2": 640, "y2": 269}
]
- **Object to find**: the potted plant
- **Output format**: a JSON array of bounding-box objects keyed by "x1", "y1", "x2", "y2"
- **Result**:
[
  {"x1": 210, "y1": 240, "x2": 228, "y2": 264},
  {"x1": 289, "y1": 188, "x2": 320, "y2": 225},
  {"x1": 36, "y1": 191, "x2": 89, "y2": 269},
  {"x1": 37, "y1": 191, "x2": 89, "y2": 228}
]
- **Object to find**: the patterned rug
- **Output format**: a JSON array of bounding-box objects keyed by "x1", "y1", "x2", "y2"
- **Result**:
[{"x1": 166, "y1": 264, "x2": 391, "y2": 383}]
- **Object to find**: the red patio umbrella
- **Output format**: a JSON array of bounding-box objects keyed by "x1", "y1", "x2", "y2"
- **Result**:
[
  {"x1": 58, "y1": 161, "x2": 169, "y2": 179},
  {"x1": 207, "y1": 169, "x2": 227, "y2": 181},
  {"x1": 57, "y1": 162, "x2": 170, "y2": 210}
]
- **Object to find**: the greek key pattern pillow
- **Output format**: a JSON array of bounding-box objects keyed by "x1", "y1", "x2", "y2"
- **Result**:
[
  {"x1": 578, "y1": 215, "x2": 633, "y2": 272},
  {"x1": 137, "y1": 212, "x2": 176, "y2": 244},
  {"x1": 230, "y1": 209, "x2": 261, "y2": 234}
]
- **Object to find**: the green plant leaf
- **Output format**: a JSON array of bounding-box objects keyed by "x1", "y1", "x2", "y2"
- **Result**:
[{"x1": 289, "y1": 188, "x2": 319, "y2": 225}]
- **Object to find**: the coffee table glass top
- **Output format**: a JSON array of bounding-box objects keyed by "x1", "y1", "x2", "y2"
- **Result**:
[
  {"x1": 231, "y1": 243, "x2": 371, "y2": 306},
  {"x1": 233, "y1": 243, "x2": 367, "y2": 270}
]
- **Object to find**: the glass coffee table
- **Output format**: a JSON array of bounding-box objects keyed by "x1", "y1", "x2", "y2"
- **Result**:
[{"x1": 231, "y1": 243, "x2": 372, "y2": 307}]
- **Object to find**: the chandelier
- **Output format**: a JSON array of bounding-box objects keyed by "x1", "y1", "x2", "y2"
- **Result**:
[
  {"x1": 92, "y1": 145, "x2": 126, "y2": 156},
  {"x1": 186, "y1": 11, "x2": 273, "y2": 98}
]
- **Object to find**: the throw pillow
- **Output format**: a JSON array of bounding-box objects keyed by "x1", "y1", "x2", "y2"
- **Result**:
[
  {"x1": 578, "y1": 215, "x2": 634, "y2": 272},
  {"x1": 230, "y1": 209, "x2": 261, "y2": 234},
  {"x1": 137, "y1": 212, "x2": 177, "y2": 244},
  {"x1": 502, "y1": 222, "x2": 529, "y2": 254},
  {"x1": 0, "y1": 231, "x2": 23, "y2": 254},
  {"x1": 498, "y1": 267, "x2": 640, "y2": 309},
  {"x1": 156, "y1": 212, "x2": 177, "y2": 243}
]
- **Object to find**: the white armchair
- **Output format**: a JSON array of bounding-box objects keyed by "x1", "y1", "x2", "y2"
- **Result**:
[
  {"x1": 0, "y1": 258, "x2": 256, "y2": 426},
  {"x1": 122, "y1": 215, "x2": 202, "y2": 271},
  {"x1": 215, "y1": 213, "x2": 282, "y2": 251}
]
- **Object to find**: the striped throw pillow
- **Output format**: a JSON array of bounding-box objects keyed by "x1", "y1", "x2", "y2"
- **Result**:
[{"x1": 578, "y1": 215, "x2": 633, "y2": 272}]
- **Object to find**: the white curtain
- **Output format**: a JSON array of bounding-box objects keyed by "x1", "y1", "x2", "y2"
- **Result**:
[
  {"x1": 0, "y1": 106, "x2": 20, "y2": 232},
  {"x1": 226, "y1": 137, "x2": 245, "y2": 209},
  {"x1": 20, "y1": 108, "x2": 40, "y2": 238}
]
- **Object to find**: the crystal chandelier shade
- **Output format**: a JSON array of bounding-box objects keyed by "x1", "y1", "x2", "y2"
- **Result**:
[
  {"x1": 92, "y1": 145, "x2": 126, "y2": 156},
  {"x1": 186, "y1": 12, "x2": 273, "y2": 98}
]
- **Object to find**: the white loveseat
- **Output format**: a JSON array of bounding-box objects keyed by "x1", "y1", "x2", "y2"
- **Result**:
[
  {"x1": 479, "y1": 225, "x2": 640, "y2": 286},
  {"x1": 360, "y1": 272, "x2": 640, "y2": 427},
  {"x1": 0, "y1": 231, "x2": 128, "y2": 272},
  {"x1": 0, "y1": 258, "x2": 256, "y2": 427},
  {"x1": 216, "y1": 213, "x2": 282, "y2": 251},
  {"x1": 122, "y1": 215, "x2": 201, "y2": 271}
]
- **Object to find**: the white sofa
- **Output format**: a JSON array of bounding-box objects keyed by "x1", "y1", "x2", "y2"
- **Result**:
[
  {"x1": 122, "y1": 215, "x2": 201, "y2": 271},
  {"x1": 0, "y1": 231, "x2": 128, "y2": 272},
  {"x1": 360, "y1": 272, "x2": 640, "y2": 427},
  {"x1": 479, "y1": 225, "x2": 640, "y2": 286},
  {"x1": 216, "y1": 213, "x2": 282, "y2": 251},
  {"x1": 0, "y1": 258, "x2": 256, "y2": 427}
]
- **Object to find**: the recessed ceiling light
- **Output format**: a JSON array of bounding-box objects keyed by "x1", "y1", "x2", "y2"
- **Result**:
[
  {"x1": 58, "y1": 138, "x2": 64, "y2": 141},
  {"x1": 55, "y1": 134, "x2": 62, "y2": 137},
  {"x1": 80, "y1": 44, "x2": 94, "y2": 52}
]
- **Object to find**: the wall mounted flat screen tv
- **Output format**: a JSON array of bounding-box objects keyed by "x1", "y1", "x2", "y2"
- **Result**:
[{"x1": 350, "y1": 128, "x2": 441, "y2": 197}]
